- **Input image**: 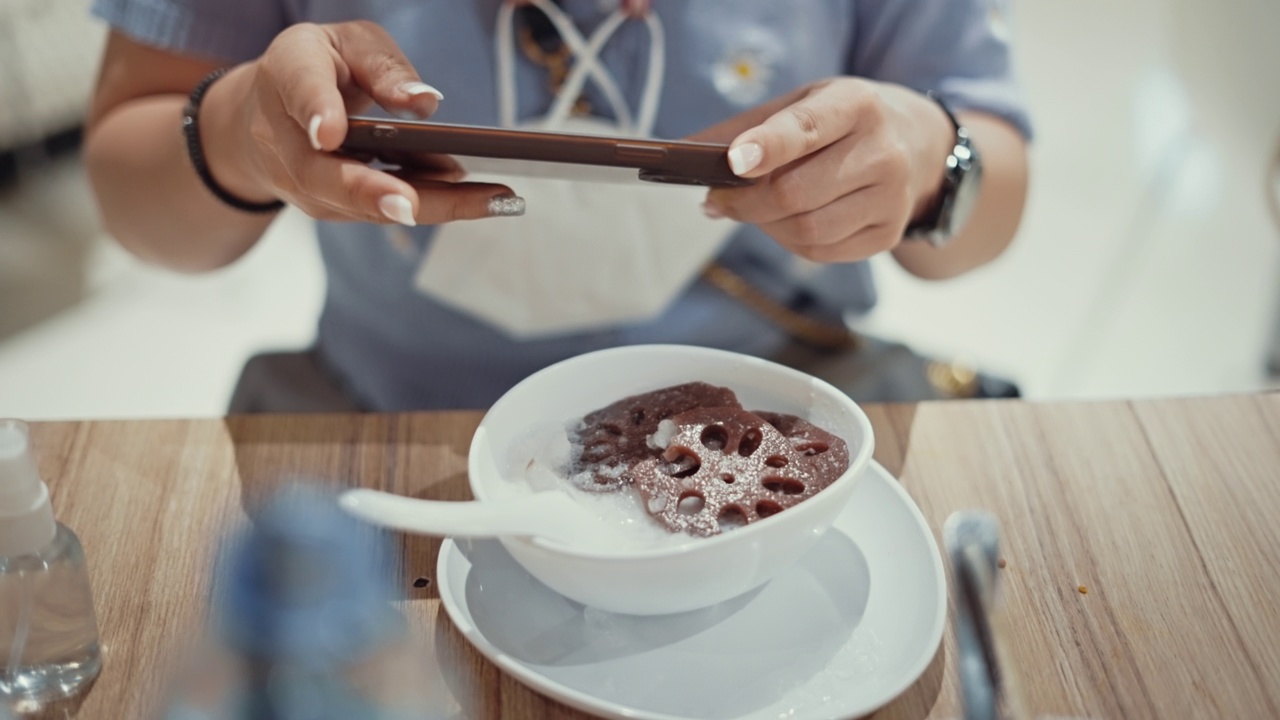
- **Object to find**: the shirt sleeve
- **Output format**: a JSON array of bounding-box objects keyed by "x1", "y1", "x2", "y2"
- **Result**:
[
  {"x1": 848, "y1": 0, "x2": 1032, "y2": 139},
  {"x1": 91, "y1": 0, "x2": 288, "y2": 64}
]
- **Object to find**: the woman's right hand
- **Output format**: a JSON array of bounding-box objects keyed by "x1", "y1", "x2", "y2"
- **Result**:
[{"x1": 203, "y1": 21, "x2": 524, "y2": 227}]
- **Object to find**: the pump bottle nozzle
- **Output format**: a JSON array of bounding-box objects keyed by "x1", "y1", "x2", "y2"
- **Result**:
[{"x1": 0, "y1": 420, "x2": 57, "y2": 556}]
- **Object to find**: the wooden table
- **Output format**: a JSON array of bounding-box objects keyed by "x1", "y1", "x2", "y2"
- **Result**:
[{"x1": 21, "y1": 394, "x2": 1280, "y2": 719}]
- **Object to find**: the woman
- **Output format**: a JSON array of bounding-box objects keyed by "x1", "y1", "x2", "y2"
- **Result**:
[{"x1": 85, "y1": 0, "x2": 1030, "y2": 410}]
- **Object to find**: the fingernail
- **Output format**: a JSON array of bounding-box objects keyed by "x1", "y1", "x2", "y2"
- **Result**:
[
  {"x1": 727, "y1": 142, "x2": 762, "y2": 176},
  {"x1": 308, "y1": 115, "x2": 323, "y2": 151},
  {"x1": 399, "y1": 82, "x2": 444, "y2": 100},
  {"x1": 487, "y1": 194, "x2": 526, "y2": 217},
  {"x1": 393, "y1": 109, "x2": 428, "y2": 121},
  {"x1": 378, "y1": 194, "x2": 416, "y2": 226},
  {"x1": 701, "y1": 201, "x2": 725, "y2": 219}
]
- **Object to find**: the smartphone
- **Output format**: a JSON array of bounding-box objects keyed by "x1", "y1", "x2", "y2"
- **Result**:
[{"x1": 340, "y1": 117, "x2": 752, "y2": 188}]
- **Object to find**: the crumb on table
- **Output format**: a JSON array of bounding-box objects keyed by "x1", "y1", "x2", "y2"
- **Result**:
[
  {"x1": 998, "y1": 558, "x2": 1007, "y2": 569},
  {"x1": 1077, "y1": 585, "x2": 1088, "y2": 595}
]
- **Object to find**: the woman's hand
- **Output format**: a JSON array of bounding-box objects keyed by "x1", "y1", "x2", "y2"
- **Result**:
[
  {"x1": 204, "y1": 21, "x2": 524, "y2": 227},
  {"x1": 700, "y1": 78, "x2": 956, "y2": 264}
]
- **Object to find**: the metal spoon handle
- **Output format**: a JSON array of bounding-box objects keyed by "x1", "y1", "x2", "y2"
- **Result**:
[{"x1": 944, "y1": 511, "x2": 1029, "y2": 720}]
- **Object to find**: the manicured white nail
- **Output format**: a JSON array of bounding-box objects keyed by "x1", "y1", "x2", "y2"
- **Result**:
[
  {"x1": 487, "y1": 195, "x2": 526, "y2": 217},
  {"x1": 308, "y1": 115, "x2": 323, "y2": 151},
  {"x1": 399, "y1": 82, "x2": 444, "y2": 100},
  {"x1": 727, "y1": 142, "x2": 762, "y2": 176},
  {"x1": 702, "y1": 201, "x2": 725, "y2": 219},
  {"x1": 378, "y1": 194, "x2": 416, "y2": 226}
]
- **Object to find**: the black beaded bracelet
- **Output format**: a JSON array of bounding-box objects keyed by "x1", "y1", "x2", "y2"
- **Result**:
[{"x1": 182, "y1": 68, "x2": 285, "y2": 214}]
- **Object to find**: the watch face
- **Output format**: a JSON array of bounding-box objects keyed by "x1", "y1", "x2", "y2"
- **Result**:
[{"x1": 907, "y1": 130, "x2": 982, "y2": 247}]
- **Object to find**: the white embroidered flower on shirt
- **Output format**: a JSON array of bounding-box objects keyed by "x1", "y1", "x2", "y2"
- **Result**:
[{"x1": 711, "y1": 27, "x2": 784, "y2": 106}]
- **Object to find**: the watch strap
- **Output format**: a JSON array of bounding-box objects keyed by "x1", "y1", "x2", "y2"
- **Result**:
[{"x1": 904, "y1": 91, "x2": 965, "y2": 244}]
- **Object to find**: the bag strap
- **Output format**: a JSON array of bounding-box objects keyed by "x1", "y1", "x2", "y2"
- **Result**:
[
  {"x1": 549, "y1": 0, "x2": 664, "y2": 136},
  {"x1": 496, "y1": 0, "x2": 664, "y2": 136},
  {"x1": 700, "y1": 264, "x2": 858, "y2": 351}
]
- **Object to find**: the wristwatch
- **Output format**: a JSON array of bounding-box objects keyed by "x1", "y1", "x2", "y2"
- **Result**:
[{"x1": 905, "y1": 92, "x2": 982, "y2": 248}]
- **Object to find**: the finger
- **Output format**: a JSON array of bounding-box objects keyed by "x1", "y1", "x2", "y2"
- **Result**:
[
  {"x1": 261, "y1": 24, "x2": 352, "y2": 151},
  {"x1": 389, "y1": 161, "x2": 467, "y2": 185},
  {"x1": 725, "y1": 80, "x2": 879, "y2": 179},
  {"x1": 296, "y1": 194, "x2": 383, "y2": 224},
  {"x1": 338, "y1": 149, "x2": 463, "y2": 181},
  {"x1": 326, "y1": 21, "x2": 443, "y2": 120},
  {"x1": 409, "y1": 180, "x2": 528, "y2": 224},
  {"x1": 296, "y1": 156, "x2": 423, "y2": 225},
  {"x1": 792, "y1": 222, "x2": 901, "y2": 264},
  {"x1": 288, "y1": 156, "x2": 520, "y2": 226},
  {"x1": 706, "y1": 133, "x2": 872, "y2": 225},
  {"x1": 684, "y1": 86, "x2": 808, "y2": 145},
  {"x1": 267, "y1": 123, "x2": 425, "y2": 224},
  {"x1": 758, "y1": 186, "x2": 908, "y2": 262},
  {"x1": 276, "y1": 114, "x2": 515, "y2": 225},
  {"x1": 380, "y1": 152, "x2": 466, "y2": 178},
  {"x1": 335, "y1": 84, "x2": 376, "y2": 117}
]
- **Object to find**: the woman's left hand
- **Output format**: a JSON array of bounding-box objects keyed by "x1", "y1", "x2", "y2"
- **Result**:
[{"x1": 700, "y1": 78, "x2": 956, "y2": 264}]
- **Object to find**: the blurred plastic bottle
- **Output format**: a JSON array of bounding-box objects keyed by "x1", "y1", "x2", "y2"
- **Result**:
[
  {"x1": 0, "y1": 419, "x2": 101, "y2": 705},
  {"x1": 163, "y1": 484, "x2": 446, "y2": 720}
]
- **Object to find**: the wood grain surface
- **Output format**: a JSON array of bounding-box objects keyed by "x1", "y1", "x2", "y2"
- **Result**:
[{"x1": 17, "y1": 394, "x2": 1280, "y2": 719}]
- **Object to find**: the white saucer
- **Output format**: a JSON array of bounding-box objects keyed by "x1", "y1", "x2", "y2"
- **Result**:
[{"x1": 436, "y1": 461, "x2": 946, "y2": 720}]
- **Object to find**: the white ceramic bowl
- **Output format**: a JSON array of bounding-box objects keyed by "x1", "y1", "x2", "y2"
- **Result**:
[{"x1": 468, "y1": 344, "x2": 875, "y2": 616}]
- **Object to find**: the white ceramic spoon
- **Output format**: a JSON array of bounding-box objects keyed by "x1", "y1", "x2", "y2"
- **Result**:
[{"x1": 339, "y1": 488, "x2": 612, "y2": 546}]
